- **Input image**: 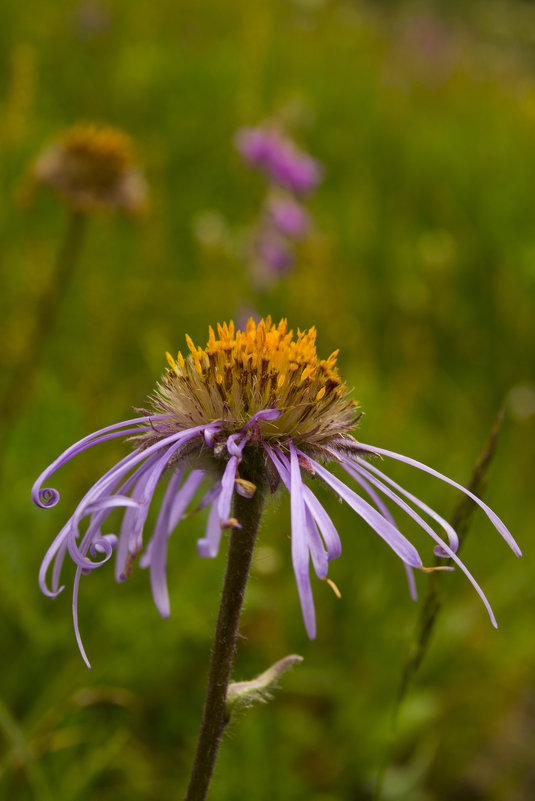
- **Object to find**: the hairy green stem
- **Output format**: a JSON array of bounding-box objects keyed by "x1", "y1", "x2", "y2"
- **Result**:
[{"x1": 184, "y1": 482, "x2": 264, "y2": 801}]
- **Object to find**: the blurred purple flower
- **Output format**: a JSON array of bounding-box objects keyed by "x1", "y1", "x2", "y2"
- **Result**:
[
  {"x1": 235, "y1": 126, "x2": 323, "y2": 195},
  {"x1": 256, "y1": 232, "x2": 293, "y2": 275},
  {"x1": 235, "y1": 127, "x2": 276, "y2": 169},
  {"x1": 267, "y1": 197, "x2": 309, "y2": 238},
  {"x1": 235, "y1": 122, "x2": 322, "y2": 287}
]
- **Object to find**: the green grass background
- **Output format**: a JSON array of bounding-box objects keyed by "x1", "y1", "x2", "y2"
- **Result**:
[{"x1": 1, "y1": 1, "x2": 535, "y2": 799}]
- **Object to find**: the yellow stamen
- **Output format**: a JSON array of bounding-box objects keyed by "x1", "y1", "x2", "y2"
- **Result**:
[
  {"x1": 151, "y1": 317, "x2": 357, "y2": 449},
  {"x1": 185, "y1": 334, "x2": 196, "y2": 355},
  {"x1": 420, "y1": 564, "x2": 453, "y2": 573},
  {"x1": 324, "y1": 577, "x2": 342, "y2": 598}
]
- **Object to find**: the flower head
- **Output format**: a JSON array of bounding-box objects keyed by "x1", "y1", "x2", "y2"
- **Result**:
[
  {"x1": 33, "y1": 318, "x2": 520, "y2": 666},
  {"x1": 235, "y1": 126, "x2": 323, "y2": 196},
  {"x1": 267, "y1": 197, "x2": 309, "y2": 238},
  {"x1": 33, "y1": 123, "x2": 147, "y2": 214}
]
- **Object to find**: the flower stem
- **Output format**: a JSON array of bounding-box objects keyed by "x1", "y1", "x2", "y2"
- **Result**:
[
  {"x1": 0, "y1": 210, "x2": 87, "y2": 444},
  {"x1": 184, "y1": 483, "x2": 264, "y2": 801},
  {"x1": 374, "y1": 409, "x2": 505, "y2": 799}
]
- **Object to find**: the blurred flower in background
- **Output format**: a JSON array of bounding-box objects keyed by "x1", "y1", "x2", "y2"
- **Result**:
[
  {"x1": 235, "y1": 123, "x2": 322, "y2": 288},
  {"x1": 31, "y1": 123, "x2": 147, "y2": 215},
  {"x1": 73, "y1": 0, "x2": 112, "y2": 40},
  {"x1": 267, "y1": 196, "x2": 310, "y2": 237},
  {"x1": 387, "y1": 12, "x2": 462, "y2": 88},
  {"x1": 0, "y1": 122, "x2": 148, "y2": 479},
  {"x1": 236, "y1": 125, "x2": 322, "y2": 195}
]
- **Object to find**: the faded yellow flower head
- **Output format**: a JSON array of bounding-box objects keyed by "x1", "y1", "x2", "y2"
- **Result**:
[{"x1": 33, "y1": 123, "x2": 147, "y2": 214}]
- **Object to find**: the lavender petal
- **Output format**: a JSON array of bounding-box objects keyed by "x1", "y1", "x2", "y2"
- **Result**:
[
  {"x1": 357, "y1": 444, "x2": 521, "y2": 557},
  {"x1": 289, "y1": 443, "x2": 316, "y2": 639},
  {"x1": 72, "y1": 566, "x2": 92, "y2": 669},
  {"x1": 144, "y1": 469, "x2": 205, "y2": 612},
  {"x1": 147, "y1": 468, "x2": 186, "y2": 617},
  {"x1": 350, "y1": 461, "x2": 498, "y2": 627},
  {"x1": 218, "y1": 455, "x2": 239, "y2": 524},
  {"x1": 304, "y1": 454, "x2": 422, "y2": 569},
  {"x1": 349, "y1": 457, "x2": 460, "y2": 553},
  {"x1": 31, "y1": 415, "x2": 170, "y2": 509},
  {"x1": 268, "y1": 446, "x2": 342, "y2": 561},
  {"x1": 344, "y1": 462, "x2": 418, "y2": 601},
  {"x1": 197, "y1": 499, "x2": 223, "y2": 558},
  {"x1": 305, "y1": 507, "x2": 328, "y2": 579}
]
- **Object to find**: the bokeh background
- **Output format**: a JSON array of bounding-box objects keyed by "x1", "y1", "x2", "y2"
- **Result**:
[{"x1": 1, "y1": 1, "x2": 535, "y2": 799}]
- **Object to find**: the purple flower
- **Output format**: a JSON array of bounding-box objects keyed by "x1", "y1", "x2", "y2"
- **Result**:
[
  {"x1": 33, "y1": 318, "x2": 520, "y2": 666},
  {"x1": 267, "y1": 197, "x2": 309, "y2": 238},
  {"x1": 256, "y1": 232, "x2": 293, "y2": 274},
  {"x1": 234, "y1": 127, "x2": 277, "y2": 169},
  {"x1": 235, "y1": 126, "x2": 323, "y2": 195}
]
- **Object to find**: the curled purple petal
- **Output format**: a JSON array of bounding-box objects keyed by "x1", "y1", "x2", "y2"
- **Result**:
[
  {"x1": 66, "y1": 427, "x2": 206, "y2": 572},
  {"x1": 243, "y1": 408, "x2": 281, "y2": 427},
  {"x1": 203, "y1": 422, "x2": 222, "y2": 448},
  {"x1": 68, "y1": 496, "x2": 140, "y2": 570},
  {"x1": 31, "y1": 415, "x2": 170, "y2": 509},
  {"x1": 90, "y1": 534, "x2": 118, "y2": 557},
  {"x1": 226, "y1": 432, "x2": 248, "y2": 458},
  {"x1": 39, "y1": 523, "x2": 71, "y2": 598}
]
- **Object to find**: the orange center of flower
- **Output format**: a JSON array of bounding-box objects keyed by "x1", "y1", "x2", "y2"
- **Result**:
[
  {"x1": 167, "y1": 316, "x2": 343, "y2": 404},
  {"x1": 155, "y1": 317, "x2": 358, "y2": 449}
]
